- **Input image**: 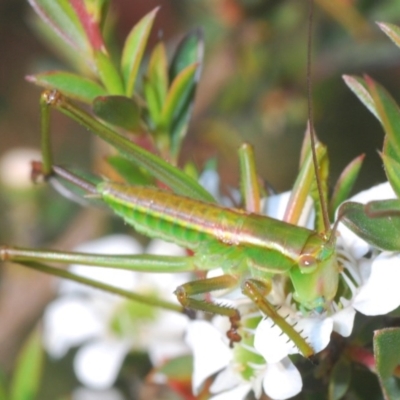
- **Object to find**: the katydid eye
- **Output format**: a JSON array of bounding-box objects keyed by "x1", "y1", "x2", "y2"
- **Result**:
[{"x1": 299, "y1": 254, "x2": 317, "y2": 273}]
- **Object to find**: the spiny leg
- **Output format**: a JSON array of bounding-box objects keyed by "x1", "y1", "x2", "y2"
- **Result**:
[
  {"x1": 242, "y1": 278, "x2": 314, "y2": 358},
  {"x1": 174, "y1": 274, "x2": 241, "y2": 346}
]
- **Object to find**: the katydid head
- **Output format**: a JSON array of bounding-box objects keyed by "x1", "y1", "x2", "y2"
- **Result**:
[{"x1": 290, "y1": 232, "x2": 339, "y2": 311}]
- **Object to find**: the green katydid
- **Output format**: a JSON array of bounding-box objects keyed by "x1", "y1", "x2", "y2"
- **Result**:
[{"x1": 0, "y1": 0, "x2": 364, "y2": 361}]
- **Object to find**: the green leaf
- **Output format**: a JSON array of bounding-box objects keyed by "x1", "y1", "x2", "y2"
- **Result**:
[
  {"x1": 155, "y1": 354, "x2": 193, "y2": 380},
  {"x1": 168, "y1": 29, "x2": 203, "y2": 156},
  {"x1": 329, "y1": 154, "x2": 365, "y2": 220},
  {"x1": 26, "y1": 72, "x2": 106, "y2": 103},
  {"x1": 374, "y1": 328, "x2": 400, "y2": 400},
  {"x1": 343, "y1": 75, "x2": 379, "y2": 120},
  {"x1": 345, "y1": 74, "x2": 400, "y2": 174},
  {"x1": 93, "y1": 95, "x2": 141, "y2": 131},
  {"x1": 328, "y1": 357, "x2": 351, "y2": 400},
  {"x1": 107, "y1": 155, "x2": 154, "y2": 186},
  {"x1": 365, "y1": 199, "x2": 400, "y2": 218},
  {"x1": 169, "y1": 29, "x2": 203, "y2": 81},
  {"x1": 145, "y1": 42, "x2": 168, "y2": 122},
  {"x1": 94, "y1": 50, "x2": 125, "y2": 95},
  {"x1": 161, "y1": 63, "x2": 198, "y2": 130},
  {"x1": 28, "y1": 0, "x2": 91, "y2": 57},
  {"x1": 366, "y1": 76, "x2": 400, "y2": 159},
  {"x1": 340, "y1": 201, "x2": 400, "y2": 251},
  {"x1": 377, "y1": 22, "x2": 400, "y2": 50},
  {"x1": 382, "y1": 153, "x2": 400, "y2": 198},
  {"x1": 121, "y1": 7, "x2": 159, "y2": 97},
  {"x1": 0, "y1": 370, "x2": 7, "y2": 400},
  {"x1": 10, "y1": 329, "x2": 43, "y2": 400}
]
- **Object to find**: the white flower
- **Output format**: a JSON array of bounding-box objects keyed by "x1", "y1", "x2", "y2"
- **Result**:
[
  {"x1": 43, "y1": 234, "x2": 190, "y2": 390},
  {"x1": 186, "y1": 318, "x2": 302, "y2": 400}
]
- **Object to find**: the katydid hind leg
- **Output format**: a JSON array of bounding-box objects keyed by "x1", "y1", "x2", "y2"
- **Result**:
[{"x1": 174, "y1": 274, "x2": 242, "y2": 345}]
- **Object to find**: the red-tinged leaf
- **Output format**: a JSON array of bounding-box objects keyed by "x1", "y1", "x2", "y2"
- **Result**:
[
  {"x1": 70, "y1": 0, "x2": 105, "y2": 51},
  {"x1": 161, "y1": 63, "x2": 198, "y2": 129},
  {"x1": 26, "y1": 71, "x2": 106, "y2": 103},
  {"x1": 28, "y1": 0, "x2": 91, "y2": 57},
  {"x1": 93, "y1": 95, "x2": 141, "y2": 131},
  {"x1": 329, "y1": 154, "x2": 365, "y2": 220},
  {"x1": 377, "y1": 22, "x2": 400, "y2": 50},
  {"x1": 343, "y1": 75, "x2": 379, "y2": 120},
  {"x1": 121, "y1": 7, "x2": 159, "y2": 97}
]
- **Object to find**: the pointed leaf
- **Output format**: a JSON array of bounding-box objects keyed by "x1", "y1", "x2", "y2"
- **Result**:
[
  {"x1": 93, "y1": 95, "x2": 141, "y2": 131},
  {"x1": 69, "y1": 0, "x2": 105, "y2": 51},
  {"x1": 28, "y1": 0, "x2": 91, "y2": 56},
  {"x1": 161, "y1": 63, "x2": 198, "y2": 129},
  {"x1": 155, "y1": 354, "x2": 193, "y2": 380},
  {"x1": 107, "y1": 155, "x2": 154, "y2": 186},
  {"x1": 328, "y1": 357, "x2": 351, "y2": 400},
  {"x1": 27, "y1": 72, "x2": 106, "y2": 103},
  {"x1": 340, "y1": 201, "x2": 400, "y2": 251},
  {"x1": 94, "y1": 50, "x2": 125, "y2": 95},
  {"x1": 168, "y1": 30, "x2": 203, "y2": 156},
  {"x1": 145, "y1": 42, "x2": 168, "y2": 121},
  {"x1": 382, "y1": 153, "x2": 400, "y2": 198},
  {"x1": 377, "y1": 22, "x2": 400, "y2": 50},
  {"x1": 366, "y1": 199, "x2": 400, "y2": 218},
  {"x1": 330, "y1": 154, "x2": 365, "y2": 220},
  {"x1": 121, "y1": 7, "x2": 159, "y2": 97},
  {"x1": 366, "y1": 76, "x2": 400, "y2": 159},
  {"x1": 374, "y1": 328, "x2": 400, "y2": 400},
  {"x1": 169, "y1": 29, "x2": 203, "y2": 80},
  {"x1": 343, "y1": 75, "x2": 379, "y2": 120},
  {"x1": 10, "y1": 329, "x2": 43, "y2": 400}
]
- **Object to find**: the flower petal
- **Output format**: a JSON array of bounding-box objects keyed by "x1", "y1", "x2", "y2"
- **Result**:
[
  {"x1": 294, "y1": 316, "x2": 333, "y2": 354},
  {"x1": 74, "y1": 339, "x2": 129, "y2": 389},
  {"x1": 254, "y1": 318, "x2": 293, "y2": 363},
  {"x1": 209, "y1": 383, "x2": 252, "y2": 400},
  {"x1": 263, "y1": 358, "x2": 302, "y2": 400},
  {"x1": 72, "y1": 387, "x2": 125, "y2": 400},
  {"x1": 354, "y1": 252, "x2": 400, "y2": 315},
  {"x1": 43, "y1": 297, "x2": 103, "y2": 358},
  {"x1": 185, "y1": 321, "x2": 232, "y2": 395},
  {"x1": 210, "y1": 366, "x2": 243, "y2": 393},
  {"x1": 331, "y1": 301, "x2": 356, "y2": 337}
]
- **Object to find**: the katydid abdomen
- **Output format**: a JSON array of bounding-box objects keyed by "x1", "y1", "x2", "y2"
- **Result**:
[{"x1": 99, "y1": 182, "x2": 339, "y2": 310}]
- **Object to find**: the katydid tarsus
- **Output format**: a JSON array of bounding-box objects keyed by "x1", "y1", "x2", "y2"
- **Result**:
[{"x1": 1, "y1": 0, "x2": 351, "y2": 360}]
